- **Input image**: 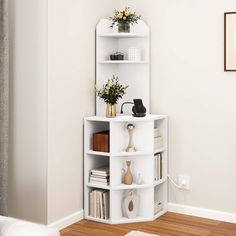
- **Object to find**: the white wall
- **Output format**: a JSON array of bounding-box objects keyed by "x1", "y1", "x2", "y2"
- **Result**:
[
  {"x1": 118, "y1": 0, "x2": 236, "y2": 214},
  {"x1": 47, "y1": 0, "x2": 120, "y2": 223},
  {"x1": 9, "y1": 0, "x2": 48, "y2": 223}
]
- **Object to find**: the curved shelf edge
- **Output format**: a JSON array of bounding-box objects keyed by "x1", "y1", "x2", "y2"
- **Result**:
[
  {"x1": 87, "y1": 183, "x2": 110, "y2": 190},
  {"x1": 112, "y1": 183, "x2": 153, "y2": 190}
]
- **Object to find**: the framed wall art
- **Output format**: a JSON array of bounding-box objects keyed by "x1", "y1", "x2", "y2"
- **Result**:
[{"x1": 224, "y1": 12, "x2": 236, "y2": 71}]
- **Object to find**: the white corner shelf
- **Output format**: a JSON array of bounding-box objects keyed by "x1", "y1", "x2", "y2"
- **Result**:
[
  {"x1": 84, "y1": 115, "x2": 168, "y2": 224},
  {"x1": 85, "y1": 18, "x2": 167, "y2": 225}
]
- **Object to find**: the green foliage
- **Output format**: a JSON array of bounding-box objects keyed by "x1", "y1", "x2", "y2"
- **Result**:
[
  {"x1": 110, "y1": 7, "x2": 141, "y2": 28},
  {"x1": 96, "y1": 76, "x2": 128, "y2": 105}
]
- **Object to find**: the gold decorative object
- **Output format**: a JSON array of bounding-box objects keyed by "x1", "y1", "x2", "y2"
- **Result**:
[
  {"x1": 106, "y1": 103, "x2": 116, "y2": 118},
  {"x1": 126, "y1": 124, "x2": 136, "y2": 152},
  {"x1": 124, "y1": 160, "x2": 133, "y2": 185}
]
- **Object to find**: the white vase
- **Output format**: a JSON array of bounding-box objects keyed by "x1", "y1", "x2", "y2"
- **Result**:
[
  {"x1": 122, "y1": 191, "x2": 139, "y2": 219},
  {"x1": 128, "y1": 47, "x2": 141, "y2": 61}
]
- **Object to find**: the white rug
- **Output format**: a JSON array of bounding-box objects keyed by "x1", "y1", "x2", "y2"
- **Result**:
[{"x1": 125, "y1": 231, "x2": 158, "y2": 236}]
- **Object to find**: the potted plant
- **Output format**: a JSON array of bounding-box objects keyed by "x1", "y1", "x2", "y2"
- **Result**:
[
  {"x1": 96, "y1": 76, "x2": 128, "y2": 118},
  {"x1": 110, "y1": 7, "x2": 141, "y2": 33}
]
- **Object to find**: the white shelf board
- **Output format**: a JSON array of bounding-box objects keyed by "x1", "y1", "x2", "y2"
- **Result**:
[
  {"x1": 87, "y1": 150, "x2": 154, "y2": 157},
  {"x1": 153, "y1": 209, "x2": 167, "y2": 220},
  {"x1": 87, "y1": 182, "x2": 110, "y2": 190},
  {"x1": 86, "y1": 216, "x2": 111, "y2": 224},
  {"x1": 112, "y1": 151, "x2": 153, "y2": 157},
  {"x1": 154, "y1": 178, "x2": 166, "y2": 187},
  {"x1": 154, "y1": 147, "x2": 166, "y2": 154},
  {"x1": 113, "y1": 216, "x2": 153, "y2": 224},
  {"x1": 99, "y1": 60, "x2": 149, "y2": 64},
  {"x1": 98, "y1": 33, "x2": 148, "y2": 38},
  {"x1": 86, "y1": 150, "x2": 110, "y2": 156},
  {"x1": 112, "y1": 183, "x2": 152, "y2": 190},
  {"x1": 85, "y1": 115, "x2": 168, "y2": 122}
]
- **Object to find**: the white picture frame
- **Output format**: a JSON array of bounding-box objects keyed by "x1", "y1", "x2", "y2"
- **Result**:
[{"x1": 224, "y1": 12, "x2": 236, "y2": 71}]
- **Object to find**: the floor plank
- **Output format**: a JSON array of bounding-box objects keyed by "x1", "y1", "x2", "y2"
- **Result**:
[{"x1": 60, "y1": 212, "x2": 236, "y2": 236}]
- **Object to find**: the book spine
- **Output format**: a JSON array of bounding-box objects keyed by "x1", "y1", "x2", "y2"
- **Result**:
[
  {"x1": 106, "y1": 191, "x2": 109, "y2": 219},
  {"x1": 99, "y1": 191, "x2": 103, "y2": 219},
  {"x1": 96, "y1": 191, "x2": 100, "y2": 218},
  {"x1": 160, "y1": 153, "x2": 163, "y2": 179},
  {"x1": 102, "y1": 192, "x2": 105, "y2": 219},
  {"x1": 154, "y1": 155, "x2": 157, "y2": 181},
  {"x1": 94, "y1": 190, "x2": 97, "y2": 218},
  {"x1": 89, "y1": 191, "x2": 92, "y2": 217},
  {"x1": 103, "y1": 192, "x2": 108, "y2": 219}
]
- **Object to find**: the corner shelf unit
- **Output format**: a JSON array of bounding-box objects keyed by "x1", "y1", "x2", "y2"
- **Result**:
[
  {"x1": 84, "y1": 114, "x2": 168, "y2": 224},
  {"x1": 96, "y1": 19, "x2": 150, "y2": 116}
]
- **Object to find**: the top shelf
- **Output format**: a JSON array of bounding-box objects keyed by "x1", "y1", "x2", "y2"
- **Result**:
[
  {"x1": 99, "y1": 60, "x2": 149, "y2": 64},
  {"x1": 97, "y1": 33, "x2": 148, "y2": 38}
]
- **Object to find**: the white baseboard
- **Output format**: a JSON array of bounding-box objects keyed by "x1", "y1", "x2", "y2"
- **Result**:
[
  {"x1": 48, "y1": 210, "x2": 84, "y2": 230},
  {"x1": 168, "y1": 203, "x2": 236, "y2": 224}
]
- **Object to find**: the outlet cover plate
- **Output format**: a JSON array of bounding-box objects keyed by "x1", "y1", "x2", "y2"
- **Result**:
[{"x1": 178, "y1": 175, "x2": 191, "y2": 190}]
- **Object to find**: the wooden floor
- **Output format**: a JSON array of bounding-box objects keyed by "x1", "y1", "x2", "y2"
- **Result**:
[{"x1": 60, "y1": 212, "x2": 236, "y2": 236}]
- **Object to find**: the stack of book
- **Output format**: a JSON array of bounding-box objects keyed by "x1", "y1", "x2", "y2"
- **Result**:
[
  {"x1": 90, "y1": 166, "x2": 110, "y2": 186},
  {"x1": 154, "y1": 153, "x2": 162, "y2": 181},
  {"x1": 154, "y1": 128, "x2": 163, "y2": 150},
  {"x1": 89, "y1": 189, "x2": 109, "y2": 219}
]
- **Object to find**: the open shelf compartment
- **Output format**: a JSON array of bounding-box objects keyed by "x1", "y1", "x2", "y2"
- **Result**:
[
  {"x1": 85, "y1": 154, "x2": 110, "y2": 189},
  {"x1": 154, "y1": 183, "x2": 168, "y2": 217},
  {"x1": 84, "y1": 186, "x2": 111, "y2": 223},
  {"x1": 110, "y1": 155, "x2": 153, "y2": 187},
  {"x1": 111, "y1": 188, "x2": 154, "y2": 224},
  {"x1": 84, "y1": 120, "x2": 110, "y2": 154},
  {"x1": 110, "y1": 121, "x2": 153, "y2": 153},
  {"x1": 154, "y1": 118, "x2": 168, "y2": 152}
]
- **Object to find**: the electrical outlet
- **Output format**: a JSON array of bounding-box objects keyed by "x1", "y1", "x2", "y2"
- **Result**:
[{"x1": 178, "y1": 175, "x2": 190, "y2": 190}]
